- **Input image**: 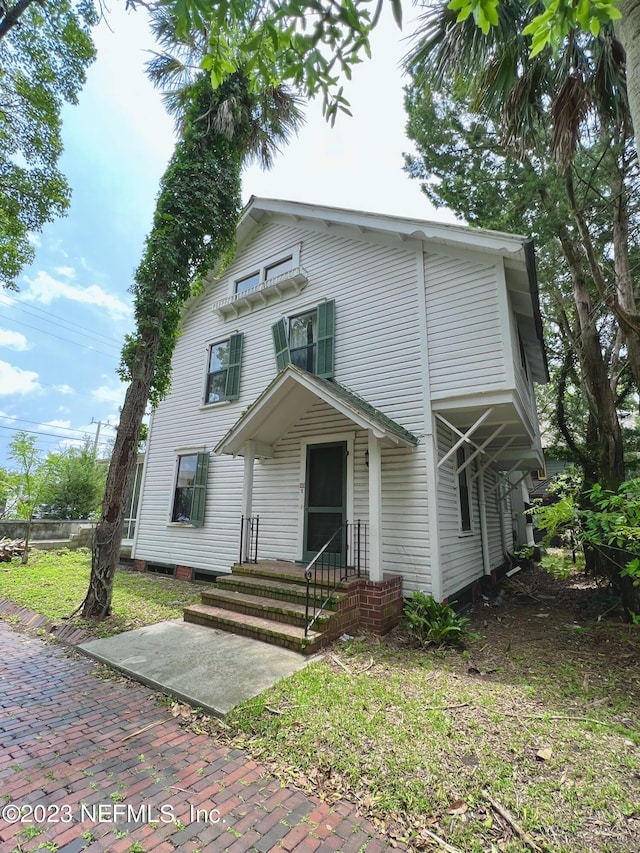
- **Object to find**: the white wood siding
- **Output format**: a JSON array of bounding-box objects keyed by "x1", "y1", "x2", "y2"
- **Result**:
[
  {"x1": 484, "y1": 468, "x2": 507, "y2": 570},
  {"x1": 134, "y1": 219, "x2": 432, "y2": 579},
  {"x1": 424, "y1": 252, "x2": 507, "y2": 399},
  {"x1": 437, "y1": 420, "x2": 484, "y2": 600}
]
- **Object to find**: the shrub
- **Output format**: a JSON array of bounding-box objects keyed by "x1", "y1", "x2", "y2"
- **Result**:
[{"x1": 402, "y1": 591, "x2": 469, "y2": 647}]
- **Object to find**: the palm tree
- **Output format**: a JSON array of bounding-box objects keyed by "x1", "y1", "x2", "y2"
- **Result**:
[{"x1": 82, "y1": 12, "x2": 303, "y2": 619}]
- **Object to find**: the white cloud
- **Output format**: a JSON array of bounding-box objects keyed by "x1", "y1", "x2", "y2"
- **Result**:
[
  {"x1": 52, "y1": 384, "x2": 74, "y2": 395},
  {"x1": 27, "y1": 232, "x2": 41, "y2": 248},
  {"x1": 92, "y1": 384, "x2": 126, "y2": 407},
  {"x1": 44, "y1": 419, "x2": 72, "y2": 431},
  {"x1": 0, "y1": 329, "x2": 30, "y2": 351},
  {"x1": 54, "y1": 266, "x2": 75, "y2": 278},
  {"x1": 21, "y1": 270, "x2": 131, "y2": 320},
  {"x1": 0, "y1": 361, "x2": 40, "y2": 395}
]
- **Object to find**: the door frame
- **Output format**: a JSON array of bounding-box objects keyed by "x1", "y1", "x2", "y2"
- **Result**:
[{"x1": 299, "y1": 432, "x2": 355, "y2": 562}]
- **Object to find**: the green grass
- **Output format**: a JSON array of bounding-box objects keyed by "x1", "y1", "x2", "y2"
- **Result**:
[
  {"x1": 223, "y1": 608, "x2": 640, "y2": 853},
  {"x1": 2, "y1": 551, "x2": 638, "y2": 851},
  {"x1": 0, "y1": 548, "x2": 202, "y2": 638}
]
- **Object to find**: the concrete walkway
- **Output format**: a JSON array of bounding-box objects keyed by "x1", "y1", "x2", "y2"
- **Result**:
[
  {"x1": 79, "y1": 621, "x2": 313, "y2": 718},
  {"x1": 0, "y1": 622, "x2": 400, "y2": 852}
]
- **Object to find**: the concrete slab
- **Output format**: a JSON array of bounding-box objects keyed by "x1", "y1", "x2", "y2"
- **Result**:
[{"x1": 79, "y1": 620, "x2": 313, "y2": 717}]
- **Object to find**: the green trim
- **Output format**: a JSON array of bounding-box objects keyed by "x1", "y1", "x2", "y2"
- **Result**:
[
  {"x1": 272, "y1": 318, "x2": 291, "y2": 371},
  {"x1": 315, "y1": 299, "x2": 335, "y2": 379},
  {"x1": 224, "y1": 332, "x2": 243, "y2": 400},
  {"x1": 190, "y1": 452, "x2": 210, "y2": 527}
]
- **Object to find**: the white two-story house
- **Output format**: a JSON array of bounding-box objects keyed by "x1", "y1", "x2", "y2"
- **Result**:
[{"x1": 131, "y1": 198, "x2": 547, "y2": 649}]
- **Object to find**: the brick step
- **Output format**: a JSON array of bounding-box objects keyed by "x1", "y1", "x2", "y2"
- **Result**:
[
  {"x1": 216, "y1": 573, "x2": 344, "y2": 609},
  {"x1": 232, "y1": 559, "x2": 356, "y2": 588},
  {"x1": 183, "y1": 603, "x2": 324, "y2": 654},
  {"x1": 200, "y1": 588, "x2": 333, "y2": 629},
  {"x1": 231, "y1": 560, "x2": 310, "y2": 585}
]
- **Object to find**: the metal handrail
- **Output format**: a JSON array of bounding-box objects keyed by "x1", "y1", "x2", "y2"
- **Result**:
[
  {"x1": 239, "y1": 515, "x2": 259, "y2": 564},
  {"x1": 304, "y1": 520, "x2": 367, "y2": 637}
]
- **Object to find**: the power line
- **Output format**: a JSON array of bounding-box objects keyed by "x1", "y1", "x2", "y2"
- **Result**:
[
  {"x1": 0, "y1": 423, "x2": 99, "y2": 441},
  {"x1": 0, "y1": 314, "x2": 121, "y2": 360},
  {"x1": 0, "y1": 292, "x2": 126, "y2": 348},
  {"x1": 0, "y1": 413, "x2": 116, "y2": 435}
]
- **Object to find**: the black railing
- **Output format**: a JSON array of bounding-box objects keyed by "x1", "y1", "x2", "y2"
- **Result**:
[
  {"x1": 304, "y1": 520, "x2": 368, "y2": 637},
  {"x1": 239, "y1": 515, "x2": 259, "y2": 564}
]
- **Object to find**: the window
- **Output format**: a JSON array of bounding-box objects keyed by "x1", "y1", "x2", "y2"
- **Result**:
[
  {"x1": 172, "y1": 452, "x2": 209, "y2": 525},
  {"x1": 233, "y1": 247, "x2": 300, "y2": 297},
  {"x1": 456, "y1": 446, "x2": 472, "y2": 533},
  {"x1": 123, "y1": 459, "x2": 144, "y2": 540},
  {"x1": 205, "y1": 333, "x2": 243, "y2": 404},
  {"x1": 518, "y1": 331, "x2": 529, "y2": 379},
  {"x1": 289, "y1": 310, "x2": 316, "y2": 372},
  {"x1": 235, "y1": 271, "x2": 260, "y2": 295},
  {"x1": 271, "y1": 300, "x2": 335, "y2": 378},
  {"x1": 265, "y1": 256, "x2": 293, "y2": 280}
]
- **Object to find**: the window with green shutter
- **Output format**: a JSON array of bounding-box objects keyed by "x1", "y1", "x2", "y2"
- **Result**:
[
  {"x1": 272, "y1": 300, "x2": 335, "y2": 378},
  {"x1": 205, "y1": 333, "x2": 243, "y2": 404},
  {"x1": 172, "y1": 452, "x2": 209, "y2": 526}
]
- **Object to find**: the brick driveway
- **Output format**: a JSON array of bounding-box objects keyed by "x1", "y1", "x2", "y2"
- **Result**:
[{"x1": 0, "y1": 623, "x2": 399, "y2": 853}]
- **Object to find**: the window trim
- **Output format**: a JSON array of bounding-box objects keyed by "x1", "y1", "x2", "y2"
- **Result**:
[
  {"x1": 169, "y1": 451, "x2": 209, "y2": 527},
  {"x1": 203, "y1": 333, "x2": 243, "y2": 406},
  {"x1": 232, "y1": 244, "x2": 301, "y2": 297},
  {"x1": 271, "y1": 299, "x2": 335, "y2": 379}
]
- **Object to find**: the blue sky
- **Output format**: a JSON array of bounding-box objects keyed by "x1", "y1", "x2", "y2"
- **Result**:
[{"x1": 0, "y1": 5, "x2": 457, "y2": 467}]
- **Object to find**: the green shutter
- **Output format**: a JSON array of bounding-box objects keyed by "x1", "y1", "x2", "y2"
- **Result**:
[
  {"x1": 315, "y1": 299, "x2": 335, "y2": 379},
  {"x1": 224, "y1": 333, "x2": 243, "y2": 400},
  {"x1": 272, "y1": 318, "x2": 291, "y2": 372},
  {"x1": 190, "y1": 452, "x2": 209, "y2": 527}
]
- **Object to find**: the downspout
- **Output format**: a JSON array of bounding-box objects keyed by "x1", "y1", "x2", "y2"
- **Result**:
[{"x1": 478, "y1": 469, "x2": 491, "y2": 576}]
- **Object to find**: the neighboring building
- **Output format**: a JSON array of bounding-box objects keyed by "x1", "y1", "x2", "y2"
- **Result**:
[{"x1": 131, "y1": 198, "x2": 547, "y2": 639}]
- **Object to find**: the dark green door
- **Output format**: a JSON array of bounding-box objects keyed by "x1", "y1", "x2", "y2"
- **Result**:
[{"x1": 303, "y1": 442, "x2": 347, "y2": 562}]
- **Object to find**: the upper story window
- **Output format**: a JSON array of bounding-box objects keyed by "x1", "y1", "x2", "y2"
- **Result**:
[
  {"x1": 235, "y1": 271, "x2": 260, "y2": 295},
  {"x1": 289, "y1": 310, "x2": 317, "y2": 372},
  {"x1": 271, "y1": 300, "x2": 335, "y2": 379},
  {"x1": 518, "y1": 331, "x2": 529, "y2": 380},
  {"x1": 233, "y1": 246, "x2": 300, "y2": 296},
  {"x1": 172, "y1": 452, "x2": 209, "y2": 526},
  {"x1": 205, "y1": 333, "x2": 243, "y2": 404}
]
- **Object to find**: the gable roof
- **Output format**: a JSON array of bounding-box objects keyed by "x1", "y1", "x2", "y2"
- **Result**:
[
  {"x1": 236, "y1": 197, "x2": 548, "y2": 384},
  {"x1": 215, "y1": 365, "x2": 418, "y2": 457}
]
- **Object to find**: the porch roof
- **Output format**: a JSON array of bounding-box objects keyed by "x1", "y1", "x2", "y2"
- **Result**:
[{"x1": 215, "y1": 365, "x2": 419, "y2": 457}]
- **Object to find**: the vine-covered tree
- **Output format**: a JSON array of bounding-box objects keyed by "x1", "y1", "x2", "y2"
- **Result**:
[
  {"x1": 82, "y1": 59, "x2": 302, "y2": 618},
  {"x1": 0, "y1": 0, "x2": 96, "y2": 288}
]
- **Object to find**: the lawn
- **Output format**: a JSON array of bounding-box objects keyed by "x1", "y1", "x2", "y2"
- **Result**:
[
  {"x1": 0, "y1": 549, "x2": 638, "y2": 852},
  {"x1": 0, "y1": 547, "x2": 202, "y2": 638}
]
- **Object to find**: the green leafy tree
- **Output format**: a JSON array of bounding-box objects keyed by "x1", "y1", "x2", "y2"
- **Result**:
[
  {"x1": 0, "y1": 0, "x2": 96, "y2": 288},
  {"x1": 402, "y1": 38, "x2": 639, "y2": 612},
  {"x1": 8, "y1": 431, "x2": 53, "y2": 562},
  {"x1": 153, "y1": 0, "x2": 640, "y2": 170},
  {"x1": 40, "y1": 441, "x2": 106, "y2": 519}
]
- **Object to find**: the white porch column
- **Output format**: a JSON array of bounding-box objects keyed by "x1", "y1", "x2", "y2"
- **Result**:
[
  {"x1": 368, "y1": 431, "x2": 383, "y2": 582},
  {"x1": 241, "y1": 441, "x2": 256, "y2": 561}
]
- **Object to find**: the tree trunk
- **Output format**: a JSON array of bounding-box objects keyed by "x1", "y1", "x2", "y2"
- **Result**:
[
  {"x1": 0, "y1": 0, "x2": 36, "y2": 40},
  {"x1": 82, "y1": 316, "x2": 165, "y2": 619},
  {"x1": 616, "y1": 0, "x2": 640, "y2": 166}
]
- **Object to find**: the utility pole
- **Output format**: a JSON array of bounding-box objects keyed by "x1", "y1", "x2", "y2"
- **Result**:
[{"x1": 90, "y1": 419, "x2": 112, "y2": 458}]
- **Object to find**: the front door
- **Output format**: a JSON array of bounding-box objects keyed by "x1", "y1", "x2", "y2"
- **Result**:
[{"x1": 303, "y1": 442, "x2": 347, "y2": 562}]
